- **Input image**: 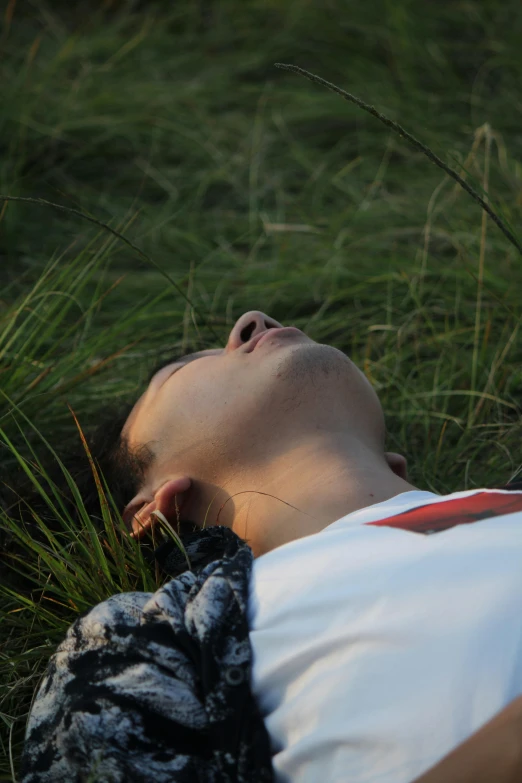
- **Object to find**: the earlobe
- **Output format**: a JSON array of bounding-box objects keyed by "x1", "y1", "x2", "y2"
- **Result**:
[
  {"x1": 122, "y1": 496, "x2": 153, "y2": 535},
  {"x1": 384, "y1": 452, "x2": 409, "y2": 481},
  {"x1": 126, "y1": 477, "x2": 192, "y2": 540},
  {"x1": 128, "y1": 499, "x2": 157, "y2": 539}
]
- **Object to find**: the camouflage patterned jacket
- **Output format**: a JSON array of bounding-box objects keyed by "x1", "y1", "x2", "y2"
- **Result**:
[{"x1": 20, "y1": 526, "x2": 274, "y2": 782}]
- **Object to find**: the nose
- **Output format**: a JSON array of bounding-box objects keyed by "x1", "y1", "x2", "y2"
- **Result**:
[{"x1": 226, "y1": 311, "x2": 284, "y2": 351}]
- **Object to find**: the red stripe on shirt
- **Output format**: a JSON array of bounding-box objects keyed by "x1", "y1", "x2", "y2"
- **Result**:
[{"x1": 365, "y1": 492, "x2": 522, "y2": 535}]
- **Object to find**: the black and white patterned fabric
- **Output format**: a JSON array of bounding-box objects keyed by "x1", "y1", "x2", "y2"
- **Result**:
[{"x1": 20, "y1": 526, "x2": 274, "y2": 782}]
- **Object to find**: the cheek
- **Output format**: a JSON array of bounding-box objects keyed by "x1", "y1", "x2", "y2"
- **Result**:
[
  {"x1": 155, "y1": 376, "x2": 232, "y2": 435},
  {"x1": 175, "y1": 383, "x2": 245, "y2": 430}
]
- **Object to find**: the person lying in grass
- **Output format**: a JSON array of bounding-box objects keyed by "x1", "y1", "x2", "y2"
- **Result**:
[{"x1": 20, "y1": 309, "x2": 522, "y2": 783}]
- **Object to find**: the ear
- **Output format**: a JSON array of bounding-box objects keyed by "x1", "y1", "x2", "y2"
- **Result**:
[
  {"x1": 384, "y1": 452, "x2": 409, "y2": 481},
  {"x1": 123, "y1": 476, "x2": 192, "y2": 540}
]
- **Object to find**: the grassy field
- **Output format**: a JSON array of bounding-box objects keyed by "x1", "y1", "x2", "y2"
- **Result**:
[{"x1": 1, "y1": 0, "x2": 522, "y2": 776}]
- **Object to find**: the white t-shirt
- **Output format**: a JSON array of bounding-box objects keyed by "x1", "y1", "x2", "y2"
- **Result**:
[{"x1": 248, "y1": 488, "x2": 522, "y2": 783}]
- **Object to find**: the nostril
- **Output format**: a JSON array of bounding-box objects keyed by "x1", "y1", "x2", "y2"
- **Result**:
[{"x1": 240, "y1": 323, "x2": 256, "y2": 342}]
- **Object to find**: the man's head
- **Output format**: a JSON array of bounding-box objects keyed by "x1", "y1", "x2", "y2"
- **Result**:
[{"x1": 117, "y1": 310, "x2": 411, "y2": 556}]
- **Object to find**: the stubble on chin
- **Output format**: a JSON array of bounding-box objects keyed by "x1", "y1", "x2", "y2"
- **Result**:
[{"x1": 271, "y1": 343, "x2": 347, "y2": 410}]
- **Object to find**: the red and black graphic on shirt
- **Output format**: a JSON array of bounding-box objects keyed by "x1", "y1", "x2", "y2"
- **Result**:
[{"x1": 365, "y1": 491, "x2": 522, "y2": 535}]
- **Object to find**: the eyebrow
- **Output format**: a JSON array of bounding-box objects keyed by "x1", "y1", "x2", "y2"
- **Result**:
[{"x1": 146, "y1": 351, "x2": 203, "y2": 384}]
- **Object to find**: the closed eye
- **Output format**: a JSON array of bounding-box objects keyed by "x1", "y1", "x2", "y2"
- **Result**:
[
  {"x1": 148, "y1": 351, "x2": 201, "y2": 384},
  {"x1": 157, "y1": 361, "x2": 191, "y2": 389},
  {"x1": 151, "y1": 348, "x2": 222, "y2": 391}
]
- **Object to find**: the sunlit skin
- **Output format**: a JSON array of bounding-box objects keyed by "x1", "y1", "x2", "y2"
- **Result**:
[{"x1": 122, "y1": 310, "x2": 419, "y2": 558}]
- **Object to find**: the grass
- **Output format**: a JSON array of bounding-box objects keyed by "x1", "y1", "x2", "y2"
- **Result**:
[{"x1": 1, "y1": 0, "x2": 522, "y2": 778}]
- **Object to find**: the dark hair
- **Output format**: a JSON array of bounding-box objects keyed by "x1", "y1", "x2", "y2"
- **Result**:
[
  {"x1": 68, "y1": 403, "x2": 155, "y2": 521},
  {"x1": 0, "y1": 403, "x2": 155, "y2": 595}
]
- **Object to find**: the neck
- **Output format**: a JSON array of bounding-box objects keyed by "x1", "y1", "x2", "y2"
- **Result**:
[{"x1": 223, "y1": 435, "x2": 419, "y2": 557}]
